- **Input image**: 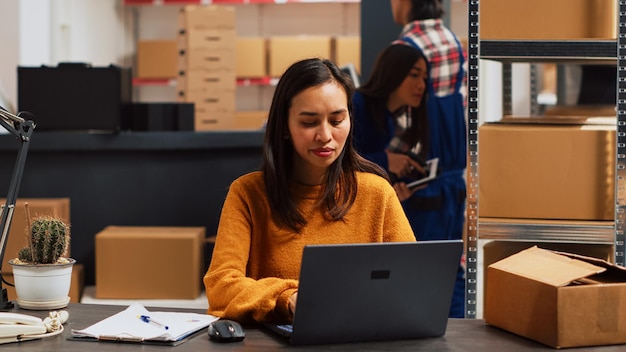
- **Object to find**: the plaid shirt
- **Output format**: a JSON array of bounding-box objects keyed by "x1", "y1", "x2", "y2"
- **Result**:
[
  {"x1": 387, "y1": 106, "x2": 422, "y2": 155},
  {"x1": 396, "y1": 19, "x2": 465, "y2": 98}
]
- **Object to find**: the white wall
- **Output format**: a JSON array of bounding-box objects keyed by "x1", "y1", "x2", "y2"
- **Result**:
[
  {"x1": 0, "y1": 0, "x2": 129, "y2": 114},
  {"x1": 0, "y1": 1, "x2": 21, "y2": 113}
]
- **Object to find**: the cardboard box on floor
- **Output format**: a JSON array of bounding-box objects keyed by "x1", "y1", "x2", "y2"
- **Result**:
[
  {"x1": 4, "y1": 263, "x2": 84, "y2": 303},
  {"x1": 0, "y1": 198, "x2": 70, "y2": 274},
  {"x1": 95, "y1": 226, "x2": 205, "y2": 299},
  {"x1": 485, "y1": 246, "x2": 626, "y2": 348}
]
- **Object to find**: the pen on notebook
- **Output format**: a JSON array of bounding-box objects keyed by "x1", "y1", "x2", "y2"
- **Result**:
[{"x1": 138, "y1": 315, "x2": 169, "y2": 330}]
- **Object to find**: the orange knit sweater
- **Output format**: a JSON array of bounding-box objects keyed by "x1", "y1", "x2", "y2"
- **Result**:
[{"x1": 204, "y1": 171, "x2": 416, "y2": 323}]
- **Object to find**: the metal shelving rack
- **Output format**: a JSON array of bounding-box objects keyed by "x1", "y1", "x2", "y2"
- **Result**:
[{"x1": 465, "y1": 0, "x2": 626, "y2": 318}]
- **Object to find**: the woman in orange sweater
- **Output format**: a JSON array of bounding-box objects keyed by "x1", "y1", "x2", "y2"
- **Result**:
[{"x1": 204, "y1": 58, "x2": 416, "y2": 324}]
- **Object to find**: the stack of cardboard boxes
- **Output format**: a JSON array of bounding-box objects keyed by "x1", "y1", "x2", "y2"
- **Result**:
[
  {"x1": 477, "y1": 0, "x2": 623, "y2": 347},
  {"x1": 136, "y1": 17, "x2": 360, "y2": 132},
  {"x1": 177, "y1": 5, "x2": 236, "y2": 131}
]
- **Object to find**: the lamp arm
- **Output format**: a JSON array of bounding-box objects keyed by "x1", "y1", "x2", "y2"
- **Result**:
[{"x1": 0, "y1": 111, "x2": 34, "y2": 310}]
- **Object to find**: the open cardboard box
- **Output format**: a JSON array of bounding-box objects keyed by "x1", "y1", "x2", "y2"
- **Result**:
[{"x1": 485, "y1": 246, "x2": 626, "y2": 348}]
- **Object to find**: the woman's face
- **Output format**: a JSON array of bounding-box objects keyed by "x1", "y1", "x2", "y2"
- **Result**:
[
  {"x1": 389, "y1": 57, "x2": 427, "y2": 109},
  {"x1": 287, "y1": 81, "x2": 350, "y2": 185}
]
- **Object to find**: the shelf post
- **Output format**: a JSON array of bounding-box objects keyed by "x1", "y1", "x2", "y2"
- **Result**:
[
  {"x1": 464, "y1": 0, "x2": 480, "y2": 319},
  {"x1": 615, "y1": 0, "x2": 626, "y2": 267}
]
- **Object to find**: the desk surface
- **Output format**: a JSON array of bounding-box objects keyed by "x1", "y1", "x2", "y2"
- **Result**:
[{"x1": 1, "y1": 303, "x2": 624, "y2": 351}]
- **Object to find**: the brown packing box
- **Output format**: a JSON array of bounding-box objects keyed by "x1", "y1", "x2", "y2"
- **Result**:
[
  {"x1": 178, "y1": 49, "x2": 236, "y2": 73},
  {"x1": 268, "y1": 36, "x2": 332, "y2": 77},
  {"x1": 481, "y1": 236, "x2": 614, "y2": 298},
  {"x1": 178, "y1": 29, "x2": 236, "y2": 52},
  {"x1": 179, "y1": 89, "x2": 235, "y2": 110},
  {"x1": 233, "y1": 110, "x2": 267, "y2": 130},
  {"x1": 178, "y1": 5, "x2": 235, "y2": 31},
  {"x1": 544, "y1": 104, "x2": 616, "y2": 118},
  {"x1": 0, "y1": 198, "x2": 70, "y2": 274},
  {"x1": 4, "y1": 263, "x2": 84, "y2": 303},
  {"x1": 95, "y1": 226, "x2": 205, "y2": 299},
  {"x1": 485, "y1": 246, "x2": 626, "y2": 348},
  {"x1": 195, "y1": 111, "x2": 235, "y2": 131},
  {"x1": 334, "y1": 36, "x2": 361, "y2": 74},
  {"x1": 177, "y1": 68, "x2": 236, "y2": 91},
  {"x1": 236, "y1": 37, "x2": 267, "y2": 78},
  {"x1": 480, "y1": 0, "x2": 616, "y2": 40},
  {"x1": 478, "y1": 121, "x2": 615, "y2": 220},
  {"x1": 136, "y1": 40, "x2": 178, "y2": 79}
]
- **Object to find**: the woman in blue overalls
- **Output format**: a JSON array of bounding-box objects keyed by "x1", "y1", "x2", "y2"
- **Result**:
[
  {"x1": 392, "y1": 0, "x2": 467, "y2": 318},
  {"x1": 354, "y1": 0, "x2": 467, "y2": 317}
]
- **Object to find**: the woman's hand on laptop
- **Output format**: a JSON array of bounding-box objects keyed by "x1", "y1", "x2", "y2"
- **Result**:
[{"x1": 288, "y1": 292, "x2": 298, "y2": 316}]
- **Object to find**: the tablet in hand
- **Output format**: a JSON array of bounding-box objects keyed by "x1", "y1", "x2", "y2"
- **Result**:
[{"x1": 406, "y1": 158, "x2": 439, "y2": 189}]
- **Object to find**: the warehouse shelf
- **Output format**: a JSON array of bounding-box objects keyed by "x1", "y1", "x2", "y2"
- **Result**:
[
  {"x1": 133, "y1": 77, "x2": 279, "y2": 87},
  {"x1": 464, "y1": 1, "x2": 626, "y2": 320},
  {"x1": 478, "y1": 219, "x2": 614, "y2": 244},
  {"x1": 480, "y1": 40, "x2": 617, "y2": 63}
]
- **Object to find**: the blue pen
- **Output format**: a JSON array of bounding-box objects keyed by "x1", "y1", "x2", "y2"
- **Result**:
[{"x1": 138, "y1": 315, "x2": 169, "y2": 330}]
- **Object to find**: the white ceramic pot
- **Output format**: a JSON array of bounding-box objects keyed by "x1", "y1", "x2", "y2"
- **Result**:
[{"x1": 8, "y1": 258, "x2": 75, "y2": 310}]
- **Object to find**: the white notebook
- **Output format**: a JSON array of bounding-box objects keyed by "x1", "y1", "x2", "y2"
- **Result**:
[{"x1": 71, "y1": 303, "x2": 218, "y2": 345}]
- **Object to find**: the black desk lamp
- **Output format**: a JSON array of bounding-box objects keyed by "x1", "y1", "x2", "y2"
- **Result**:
[{"x1": 0, "y1": 107, "x2": 35, "y2": 310}]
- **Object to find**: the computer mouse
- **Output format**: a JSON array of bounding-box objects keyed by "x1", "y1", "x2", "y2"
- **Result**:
[{"x1": 207, "y1": 319, "x2": 245, "y2": 343}]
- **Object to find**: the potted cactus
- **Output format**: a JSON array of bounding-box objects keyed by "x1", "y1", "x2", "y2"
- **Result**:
[{"x1": 8, "y1": 209, "x2": 75, "y2": 310}]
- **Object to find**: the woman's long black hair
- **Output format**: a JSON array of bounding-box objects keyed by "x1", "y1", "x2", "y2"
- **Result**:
[
  {"x1": 407, "y1": 0, "x2": 444, "y2": 21},
  {"x1": 357, "y1": 43, "x2": 429, "y2": 158}
]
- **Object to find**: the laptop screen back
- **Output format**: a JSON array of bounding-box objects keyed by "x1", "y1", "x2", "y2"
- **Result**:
[{"x1": 288, "y1": 240, "x2": 463, "y2": 345}]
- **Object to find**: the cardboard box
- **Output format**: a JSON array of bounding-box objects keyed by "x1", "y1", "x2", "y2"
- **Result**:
[
  {"x1": 0, "y1": 198, "x2": 70, "y2": 274},
  {"x1": 544, "y1": 105, "x2": 616, "y2": 118},
  {"x1": 178, "y1": 47, "x2": 236, "y2": 71},
  {"x1": 177, "y1": 68, "x2": 236, "y2": 92},
  {"x1": 178, "y1": 5, "x2": 235, "y2": 31},
  {"x1": 95, "y1": 226, "x2": 205, "y2": 299},
  {"x1": 195, "y1": 111, "x2": 235, "y2": 131},
  {"x1": 178, "y1": 88, "x2": 235, "y2": 108},
  {"x1": 481, "y1": 238, "x2": 614, "y2": 296},
  {"x1": 236, "y1": 37, "x2": 267, "y2": 78},
  {"x1": 480, "y1": 0, "x2": 616, "y2": 40},
  {"x1": 334, "y1": 36, "x2": 361, "y2": 74},
  {"x1": 478, "y1": 122, "x2": 615, "y2": 220},
  {"x1": 485, "y1": 246, "x2": 626, "y2": 348},
  {"x1": 137, "y1": 40, "x2": 178, "y2": 79},
  {"x1": 4, "y1": 263, "x2": 84, "y2": 303},
  {"x1": 268, "y1": 36, "x2": 332, "y2": 77},
  {"x1": 233, "y1": 110, "x2": 267, "y2": 130},
  {"x1": 178, "y1": 29, "x2": 236, "y2": 52}
]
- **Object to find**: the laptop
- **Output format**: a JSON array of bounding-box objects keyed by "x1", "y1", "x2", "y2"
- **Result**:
[{"x1": 264, "y1": 240, "x2": 463, "y2": 345}]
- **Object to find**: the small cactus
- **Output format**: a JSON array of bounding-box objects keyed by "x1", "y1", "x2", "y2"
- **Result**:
[{"x1": 18, "y1": 215, "x2": 70, "y2": 264}]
